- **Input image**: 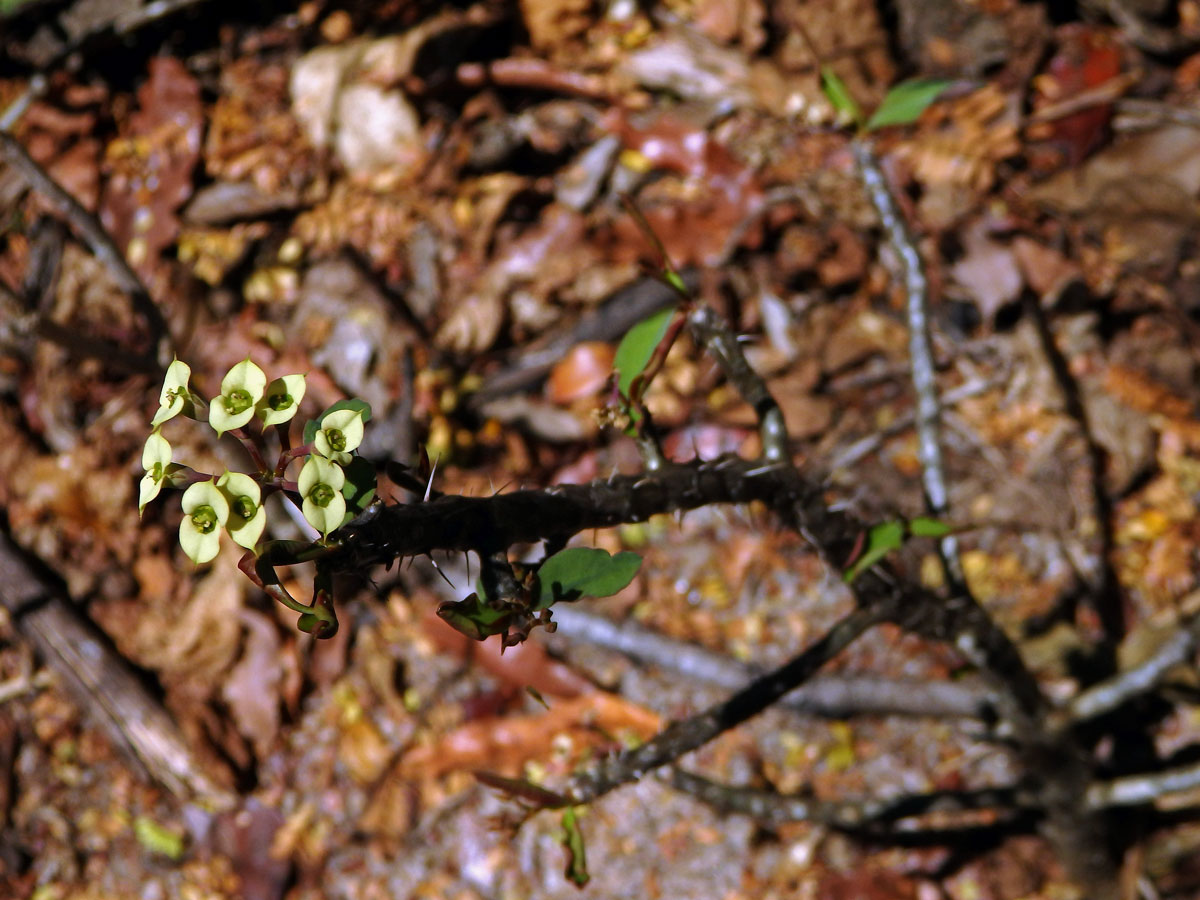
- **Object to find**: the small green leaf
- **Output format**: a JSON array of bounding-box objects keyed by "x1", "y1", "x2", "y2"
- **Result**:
[
  {"x1": 909, "y1": 515, "x2": 953, "y2": 538},
  {"x1": 842, "y1": 520, "x2": 905, "y2": 584},
  {"x1": 437, "y1": 593, "x2": 513, "y2": 641},
  {"x1": 663, "y1": 268, "x2": 688, "y2": 296},
  {"x1": 614, "y1": 308, "x2": 674, "y2": 397},
  {"x1": 865, "y1": 79, "x2": 950, "y2": 131},
  {"x1": 560, "y1": 806, "x2": 589, "y2": 887},
  {"x1": 820, "y1": 65, "x2": 862, "y2": 126},
  {"x1": 338, "y1": 455, "x2": 378, "y2": 526},
  {"x1": 534, "y1": 547, "x2": 641, "y2": 610},
  {"x1": 134, "y1": 816, "x2": 185, "y2": 860}
]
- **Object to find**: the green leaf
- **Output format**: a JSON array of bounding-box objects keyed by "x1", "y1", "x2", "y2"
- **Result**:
[
  {"x1": 533, "y1": 547, "x2": 641, "y2": 610},
  {"x1": 865, "y1": 79, "x2": 950, "y2": 131},
  {"x1": 560, "y1": 806, "x2": 590, "y2": 887},
  {"x1": 663, "y1": 268, "x2": 689, "y2": 296},
  {"x1": 909, "y1": 515, "x2": 953, "y2": 538},
  {"x1": 820, "y1": 66, "x2": 862, "y2": 126},
  {"x1": 614, "y1": 308, "x2": 674, "y2": 397},
  {"x1": 842, "y1": 520, "x2": 905, "y2": 584},
  {"x1": 437, "y1": 593, "x2": 514, "y2": 641},
  {"x1": 303, "y1": 398, "x2": 372, "y2": 444},
  {"x1": 134, "y1": 816, "x2": 185, "y2": 860},
  {"x1": 841, "y1": 517, "x2": 955, "y2": 582},
  {"x1": 338, "y1": 455, "x2": 378, "y2": 526}
]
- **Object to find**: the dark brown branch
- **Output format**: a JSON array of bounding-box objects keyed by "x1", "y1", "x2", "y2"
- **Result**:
[
  {"x1": 334, "y1": 455, "x2": 803, "y2": 563},
  {"x1": 668, "y1": 768, "x2": 1031, "y2": 831}
]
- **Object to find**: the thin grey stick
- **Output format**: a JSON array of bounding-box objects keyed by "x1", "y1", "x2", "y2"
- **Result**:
[
  {"x1": 562, "y1": 603, "x2": 885, "y2": 804},
  {"x1": 550, "y1": 605, "x2": 997, "y2": 720},
  {"x1": 852, "y1": 138, "x2": 964, "y2": 590},
  {"x1": 1086, "y1": 759, "x2": 1200, "y2": 809},
  {"x1": 0, "y1": 73, "x2": 47, "y2": 132},
  {"x1": 1063, "y1": 612, "x2": 1200, "y2": 726}
]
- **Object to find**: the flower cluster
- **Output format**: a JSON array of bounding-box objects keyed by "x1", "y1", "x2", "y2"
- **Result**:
[{"x1": 139, "y1": 358, "x2": 369, "y2": 566}]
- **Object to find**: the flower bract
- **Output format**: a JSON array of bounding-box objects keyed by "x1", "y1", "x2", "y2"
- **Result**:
[
  {"x1": 151, "y1": 359, "x2": 194, "y2": 427},
  {"x1": 179, "y1": 480, "x2": 230, "y2": 565},
  {"x1": 257, "y1": 374, "x2": 307, "y2": 427},
  {"x1": 298, "y1": 455, "x2": 346, "y2": 537},
  {"x1": 139, "y1": 432, "x2": 173, "y2": 513},
  {"x1": 209, "y1": 359, "x2": 267, "y2": 436},
  {"x1": 217, "y1": 470, "x2": 267, "y2": 549},
  {"x1": 313, "y1": 408, "x2": 365, "y2": 461}
]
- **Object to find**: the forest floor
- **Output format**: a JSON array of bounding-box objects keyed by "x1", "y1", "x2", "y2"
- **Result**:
[{"x1": 3, "y1": 0, "x2": 1200, "y2": 898}]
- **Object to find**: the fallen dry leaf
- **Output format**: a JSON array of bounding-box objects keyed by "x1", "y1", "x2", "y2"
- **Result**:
[
  {"x1": 100, "y1": 56, "x2": 203, "y2": 274},
  {"x1": 398, "y1": 693, "x2": 662, "y2": 779},
  {"x1": 222, "y1": 610, "x2": 284, "y2": 760}
]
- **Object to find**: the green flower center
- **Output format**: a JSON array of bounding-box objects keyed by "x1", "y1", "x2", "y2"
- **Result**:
[
  {"x1": 225, "y1": 389, "x2": 254, "y2": 415},
  {"x1": 232, "y1": 496, "x2": 257, "y2": 520},
  {"x1": 267, "y1": 391, "x2": 293, "y2": 411},
  {"x1": 165, "y1": 388, "x2": 180, "y2": 405},
  {"x1": 324, "y1": 428, "x2": 347, "y2": 452},
  {"x1": 309, "y1": 483, "x2": 336, "y2": 508},
  {"x1": 150, "y1": 462, "x2": 164, "y2": 481},
  {"x1": 191, "y1": 505, "x2": 218, "y2": 534}
]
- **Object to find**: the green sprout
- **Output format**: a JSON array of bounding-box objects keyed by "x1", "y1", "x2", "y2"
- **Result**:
[
  {"x1": 298, "y1": 455, "x2": 346, "y2": 537},
  {"x1": 257, "y1": 374, "x2": 307, "y2": 426},
  {"x1": 217, "y1": 471, "x2": 266, "y2": 549},
  {"x1": 179, "y1": 479, "x2": 229, "y2": 565},
  {"x1": 209, "y1": 359, "x2": 267, "y2": 436},
  {"x1": 312, "y1": 408, "x2": 364, "y2": 463},
  {"x1": 151, "y1": 359, "x2": 195, "y2": 427}
]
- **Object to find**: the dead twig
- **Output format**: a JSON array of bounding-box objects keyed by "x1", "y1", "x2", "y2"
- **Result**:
[
  {"x1": 562, "y1": 604, "x2": 887, "y2": 804},
  {"x1": 549, "y1": 605, "x2": 999, "y2": 720}
]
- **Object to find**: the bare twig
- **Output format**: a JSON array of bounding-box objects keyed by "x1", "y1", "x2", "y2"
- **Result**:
[
  {"x1": 852, "y1": 138, "x2": 965, "y2": 591},
  {"x1": 668, "y1": 767, "x2": 1032, "y2": 831},
  {"x1": 1086, "y1": 760, "x2": 1200, "y2": 810},
  {"x1": 561, "y1": 604, "x2": 886, "y2": 804},
  {"x1": 1064, "y1": 611, "x2": 1200, "y2": 726},
  {"x1": 0, "y1": 73, "x2": 47, "y2": 132},
  {"x1": 549, "y1": 605, "x2": 999, "y2": 720},
  {"x1": 1024, "y1": 293, "x2": 1124, "y2": 646},
  {"x1": 687, "y1": 305, "x2": 789, "y2": 462}
]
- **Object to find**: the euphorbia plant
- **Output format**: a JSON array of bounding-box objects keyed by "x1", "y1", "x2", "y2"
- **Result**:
[{"x1": 138, "y1": 358, "x2": 376, "y2": 637}]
